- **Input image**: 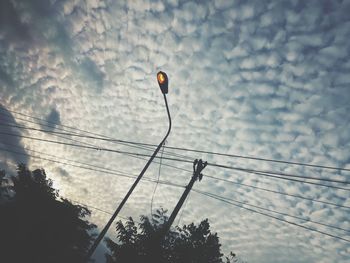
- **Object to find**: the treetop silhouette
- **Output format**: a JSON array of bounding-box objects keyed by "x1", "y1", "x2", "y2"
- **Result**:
[{"x1": 0, "y1": 164, "x2": 96, "y2": 263}]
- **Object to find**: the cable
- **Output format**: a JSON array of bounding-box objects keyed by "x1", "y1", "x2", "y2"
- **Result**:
[
  {"x1": 1, "y1": 130, "x2": 349, "y2": 190},
  {"x1": 1, "y1": 106, "x2": 349, "y2": 172},
  {"x1": 164, "y1": 146, "x2": 350, "y2": 172},
  {"x1": 0, "y1": 115, "x2": 99, "y2": 148},
  {"x1": 206, "y1": 162, "x2": 350, "y2": 185},
  {"x1": 193, "y1": 189, "x2": 350, "y2": 234},
  {"x1": 151, "y1": 141, "x2": 165, "y2": 217},
  {"x1": 4, "y1": 140, "x2": 348, "y2": 219},
  {"x1": 3, "y1": 139, "x2": 348, "y2": 211},
  {"x1": 1, "y1": 119, "x2": 349, "y2": 186},
  {"x1": 2, "y1": 141, "x2": 148, "y2": 179},
  {"x1": 205, "y1": 175, "x2": 350, "y2": 209},
  {"x1": 0, "y1": 147, "x2": 187, "y2": 189},
  {"x1": 1, "y1": 129, "x2": 349, "y2": 185},
  {"x1": 245, "y1": 171, "x2": 350, "y2": 191},
  {"x1": 67, "y1": 198, "x2": 142, "y2": 223},
  {"x1": 1, "y1": 146, "x2": 348, "y2": 243},
  {"x1": 0, "y1": 109, "x2": 192, "y2": 161},
  {"x1": 0, "y1": 138, "x2": 193, "y2": 178},
  {"x1": 0, "y1": 130, "x2": 191, "y2": 163},
  {"x1": 68, "y1": 199, "x2": 113, "y2": 216},
  {"x1": 0, "y1": 119, "x2": 192, "y2": 162},
  {"x1": 192, "y1": 190, "x2": 350, "y2": 243}
]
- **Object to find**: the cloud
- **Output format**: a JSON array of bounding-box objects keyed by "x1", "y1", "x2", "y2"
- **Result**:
[
  {"x1": 53, "y1": 166, "x2": 72, "y2": 183},
  {"x1": 42, "y1": 108, "x2": 61, "y2": 131},
  {"x1": 0, "y1": 0, "x2": 32, "y2": 44},
  {"x1": 0, "y1": 0, "x2": 349, "y2": 263},
  {"x1": 76, "y1": 57, "x2": 105, "y2": 91}
]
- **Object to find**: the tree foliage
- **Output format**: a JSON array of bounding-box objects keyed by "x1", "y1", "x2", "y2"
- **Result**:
[
  {"x1": 0, "y1": 164, "x2": 96, "y2": 263},
  {"x1": 105, "y1": 208, "x2": 239, "y2": 263}
]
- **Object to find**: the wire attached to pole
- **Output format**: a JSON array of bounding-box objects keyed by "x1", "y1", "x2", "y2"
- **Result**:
[{"x1": 151, "y1": 141, "x2": 165, "y2": 218}]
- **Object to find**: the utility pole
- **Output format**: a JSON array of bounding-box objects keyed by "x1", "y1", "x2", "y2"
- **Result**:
[
  {"x1": 161, "y1": 159, "x2": 207, "y2": 236},
  {"x1": 149, "y1": 159, "x2": 207, "y2": 263},
  {"x1": 147, "y1": 159, "x2": 207, "y2": 263}
]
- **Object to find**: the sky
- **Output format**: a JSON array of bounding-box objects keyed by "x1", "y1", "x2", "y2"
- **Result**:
[{"x1": 0, "y1": 0, "x2": 350, "y2": 262}]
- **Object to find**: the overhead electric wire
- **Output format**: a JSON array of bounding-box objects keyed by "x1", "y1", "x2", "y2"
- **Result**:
[
  {"x1": 1, "y1": 130, "x2": 349, "y2": 191},
  {"x1": 193, "y1": 189, "x2": 350, "y2": 243},
  {"x1": 0, "y1": 115, "x2": 98, "y2": 146},
  {"x1": 0, "y1": 125, "x2": 347, "y2": 186},
  {"x1": 68, "y1": 199, "x2": 113, "y2": 216},
  {"x1": 206, "y1": 162, "x2": 350, "y2": 185},
  {"x1": 5, "y1": 120, "x2": 348, "y2": 188},
  {"x1": 0, "y1": 147, "x2": 187, "y2": 189},
  {"x1": 2, "y1": 119, "x2": 349, "y2": 186},
  {"x1": 0, "y1": 119, "x2": 192, "y2": 162},
  {"x1": 1, "y1": 105, "x2": 349, "y2": 172},
  {"x1": 67, "y1": 198, "x2": 162, "y2": 225},
  {"x1": 193, "y1": 189, "x2": 350, "y2": 234},
  {"x1": 0, "y1": 130, "x2": 191, "y2": 164},
  {"x1": 151, "y1": 141, "x2": 165, "y2": 217},
  {"x1": 67, "y1": 198, "x2": 143, "y2": 224},
  {"x1": 1, "y1": 141, "x2": 148, "y2": 178},
  {"x1": 164, "y1": 146, "x2": 350, "y2": 172},
  {"x1": 3, "y1": 139, "x2": 347, "y2": 211},
  {"x1": 243, "y1": 171, "x2": 350, "y2": 191},
  {"x1": 1, "y1": 147, "x2": 348, "y2": 243},
  {"x1": 205, "y1": 175, "x2": 350, "y2": 209},
  {"x1": 1, "y1": 135, "x2": 193, "y2": 177}
]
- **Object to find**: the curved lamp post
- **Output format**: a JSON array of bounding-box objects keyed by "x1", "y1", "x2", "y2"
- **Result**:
[{"x1": 85, "y1": 71, "x2": 172, "y2": 261}]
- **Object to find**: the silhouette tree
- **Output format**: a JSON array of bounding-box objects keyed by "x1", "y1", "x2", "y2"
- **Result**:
[
  {"x1": 105, "y1": 208, "x2": 240, "y2": 263},
  {"x1": 0, "y1": 164, "x2": 96, "y2": 263}
]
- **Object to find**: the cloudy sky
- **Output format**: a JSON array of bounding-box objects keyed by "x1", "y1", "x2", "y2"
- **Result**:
[{"x1": 0, "y1": 0, "x2": 350, "y2": 262}]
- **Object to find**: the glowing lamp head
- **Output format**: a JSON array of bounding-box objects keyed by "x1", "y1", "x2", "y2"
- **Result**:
[
  {"x1": 157, "y1": 72, "x2": 166, "y2": 84},
  {"x1": 157, "y1": 71, "x2": 168, "y2": 94}
]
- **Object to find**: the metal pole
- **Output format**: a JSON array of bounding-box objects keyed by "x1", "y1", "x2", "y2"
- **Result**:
[{"x1": 85, "y1": 94, "x2": 171, "y2": 261}]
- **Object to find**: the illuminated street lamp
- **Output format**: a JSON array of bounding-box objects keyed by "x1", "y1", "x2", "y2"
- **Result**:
[
  {"x1": 157, "y1": 71, "x2": 168, "y2": 94},
  {"x1": 86, "y1": 71, "x2": 172, "y2": 261}
]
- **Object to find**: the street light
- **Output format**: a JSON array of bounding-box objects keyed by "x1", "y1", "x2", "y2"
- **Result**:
[
  {"x1": 157, "y1": 71, "x2": 168, "y2": 94},
  {"x1": 85, "y1": 71, "x2": 172, "y2": 262}
]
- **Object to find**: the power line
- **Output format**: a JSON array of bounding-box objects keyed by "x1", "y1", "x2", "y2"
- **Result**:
[
  {"x1": 244, "y1": 171, "x2": 350, "y2": 191},
  {"x1": 1, "y1": 146, "x2": 348, "y2": 243},
  {"x1": 2, "y1": 141, "x2": 148, "y2": 178},
  {"x1": 0, "y1": 109, "x2": 189, "y2": 161},
  {"x1": 0, "y1": 147, "x2": 187, "y2": 189},
  {"x1": 1, "y1": 138, "x2": 193, "y2": 180},
  {"x1": 68, "y1": 199, "x2": 113, "y2": 216},
  {"x1": 205, "y1": 175, "x2": 350, "y2": 209},
  {"x1": 0, "y1": 119, "x2": 192, "y2": 162},
  {"x1": 1, "y1": 130, "x2": 349, "y2": 190},
  {"x1": 166, "y1": 146, "x2": 350, "y2": 172},
  {"x1": 0, "y1": 116, "x2": 99, "y2": 148},
  {"x1": 67, "y1": 198, "x2": 143, "y2": 224},
  {"x1": 1, "y1": 120, "x2": 349, "y2": 186},
  {"x1": 151, "y1": 141, "x2": 165, "y2": 217},
  {"x1": 206, "y1": 162, "x2": 350, "y2": 185},
  {"x1": 0, "y1": 130, "x2": 191, "y2": 164},
  {"x1": 193, "y1": 189, "x2": 350, "y2": 243},
  {"x1": 1, "y1": 106, "x2": 349, "y2": 172},
  {"x1": 193, "y1": 189, "x2": 350, "y2": 234},
  {"x1": 71, "y1": 193, "x2": 350, "y2": 246},
  {"x1": 3, "y1": 139, "x2": 348, "y2": 210}
]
